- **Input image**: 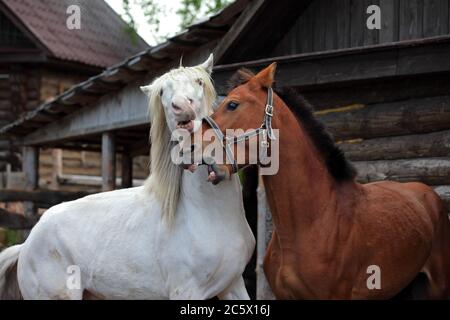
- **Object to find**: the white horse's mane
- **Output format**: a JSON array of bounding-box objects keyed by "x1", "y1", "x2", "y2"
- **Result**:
[{"x1": 144, "y1": 65, "x2": 216, "y2": 224}]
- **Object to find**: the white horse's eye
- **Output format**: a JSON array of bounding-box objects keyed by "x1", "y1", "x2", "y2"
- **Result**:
[
  {"x1": 196, "y1": 78, "x2": 204, "y2": 86},
  {"x1": 160, "y1": 89, "x2": 163, "y2": 97}
]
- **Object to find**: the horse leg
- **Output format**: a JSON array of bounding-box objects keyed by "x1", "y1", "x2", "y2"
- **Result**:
[
  {"x1": 17, "y1": 239, "x2": 84, "y2": 300},
  {"x1": 218, "y1": 276, "x2": 250, "y2": 300},
  {"x1": 419, "y1": 215, "x2": 450, "y2": 299},
  {"x1": 18, "y1": 258, "x2": 84, "y2": 300}
]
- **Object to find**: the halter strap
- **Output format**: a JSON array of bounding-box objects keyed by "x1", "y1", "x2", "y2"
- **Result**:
[
  {"x1": 203, "y1": 116, "x2": 239, "y2": 173},
  {"x1": 202, "y1": 87, "x2": 276, "y2": 174}
]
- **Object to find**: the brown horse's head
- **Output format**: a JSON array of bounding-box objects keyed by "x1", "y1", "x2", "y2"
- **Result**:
[{"x1": 183, "y1": 63, "x2": 278, "y2": 184}]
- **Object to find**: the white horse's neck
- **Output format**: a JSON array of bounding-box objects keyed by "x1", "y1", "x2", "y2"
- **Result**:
[{"x1": 179, "y1": 166, "x2": 245, "y2": 220}]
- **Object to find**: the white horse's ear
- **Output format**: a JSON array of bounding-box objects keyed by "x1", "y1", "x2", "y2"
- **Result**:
[
  {"x1": 140, "y1": 85, "x2": 152, "y2": 96},
  {"x1": 200, "y1": 53, "x2": 214, "y2": 74}
]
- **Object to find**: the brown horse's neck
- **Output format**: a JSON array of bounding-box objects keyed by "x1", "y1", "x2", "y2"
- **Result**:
[{"x1": 262, "y1": 97, "x2": 356, "y2": 247}]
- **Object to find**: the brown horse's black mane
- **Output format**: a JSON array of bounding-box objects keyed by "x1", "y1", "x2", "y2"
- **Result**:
[{"x1": 228, "y1": 68, "x2": 357, "y2": 182}]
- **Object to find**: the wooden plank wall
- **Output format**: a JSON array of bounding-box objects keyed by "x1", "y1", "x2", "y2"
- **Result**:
[
  {"x1": 1, "y1": 66, "x2": 105, "y2": 187},
  {"x1": 40, "y1": 69, "x2": 87, "y2": 103},
  {"x1": 272, "y1": 0, "x2": 450, "y2": 56},
  {"x1": 38, "y1": 149, "x2": 150, "y2": 192},
  {"x1": 317, "y1": 95, "x2": 450, "y2": 213},
  {"x1": 0, "y1": 70, "x2": 11, "y2": 171},
  {"x1": 0, "y1": 66, "x2": 40, "y2": 171}
]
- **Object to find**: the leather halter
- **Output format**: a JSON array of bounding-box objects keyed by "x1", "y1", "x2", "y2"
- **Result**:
[{"x1": 202, "y1": 87, "x2": 276, "y2": 174}]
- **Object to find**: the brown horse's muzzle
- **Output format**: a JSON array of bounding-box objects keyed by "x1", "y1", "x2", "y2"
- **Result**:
[{"x1": 205, "y1": 161, "x2": 231, "y2": 185}]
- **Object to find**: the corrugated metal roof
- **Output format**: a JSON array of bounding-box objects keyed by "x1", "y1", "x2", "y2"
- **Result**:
[
  {"x1": 1, "y1": 0, "x2": 149, "y2": 67},
  {"x1": 0, "y1": 0, "x2": 248, "y2": 136}
]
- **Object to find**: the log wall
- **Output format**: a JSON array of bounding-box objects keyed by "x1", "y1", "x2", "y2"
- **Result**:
[
  {"x1": 272, "y1": 0, "x2": 450, "y2": 57},
  {"x1": 38, "y1": 149, "x2": 150, "y2": 192},
  {"x1": 317, "y1": 93, "x2": 450, "y2": 212}
]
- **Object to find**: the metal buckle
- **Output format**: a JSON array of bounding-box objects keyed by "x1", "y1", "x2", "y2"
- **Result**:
[{"x1": 265, "y1": 104, "x2": 273, "y2": 117}]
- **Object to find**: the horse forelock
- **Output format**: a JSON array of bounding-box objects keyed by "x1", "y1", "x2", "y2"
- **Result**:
[{"x1": 145, "y1": 65, "x2": 217, "y2": 224}]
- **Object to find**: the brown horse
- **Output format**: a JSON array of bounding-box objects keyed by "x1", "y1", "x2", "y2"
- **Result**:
[{"x1": 187, "y1": 63, "x2": 450, "y2": 299}]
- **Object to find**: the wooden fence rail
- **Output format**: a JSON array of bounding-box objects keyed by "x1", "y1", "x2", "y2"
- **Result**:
[
  {"x1": 318, "y1": 95, "x2": 450, "y2": 140},
  {"x1": 340, "y1": 130, "x2": 450, "y2": 161},
  {"x1": 0, "y1": 189, "x2": 91, "y2": 209},
  {"x1": 354, "y1": 158, "x2": 450, "y2": 186},
  {"x1": 0, "y1": 208, "x2": 36, "y2": 229}
]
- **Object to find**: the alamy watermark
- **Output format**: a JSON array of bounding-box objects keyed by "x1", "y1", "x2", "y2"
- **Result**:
[
  {"x1": 66, "y1": 265, "x2": 81, "y2": 290},
  {"x1": 367, "y1": 265, "x2": 381, "y2": 290},
  {"x1": 367, "y1": 5, "x2": 381, "y2": 30},
  {"x1": 66, "y1": 5, "x2": 81, "y2": 30}
]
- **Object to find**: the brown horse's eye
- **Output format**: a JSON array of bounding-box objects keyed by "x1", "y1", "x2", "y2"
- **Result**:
[{"x1": 227, "y1": 101, "x2": 239, "y2": 111}]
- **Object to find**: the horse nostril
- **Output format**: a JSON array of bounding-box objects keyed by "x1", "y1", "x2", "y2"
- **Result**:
[
  {"x1": 172, "y1": 102, "x2": 182, "y2": 111},
  {"x1": 187, "y1": 98, "x2": 193, "y2": 104}
]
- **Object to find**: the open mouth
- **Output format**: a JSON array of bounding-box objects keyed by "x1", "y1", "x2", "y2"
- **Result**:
[{"x1": 176, "y1": 120, "x2": 194, "y2": 132}]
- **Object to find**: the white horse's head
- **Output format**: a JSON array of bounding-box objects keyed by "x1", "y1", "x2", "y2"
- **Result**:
[
  {"x1": 140, "y1": 54, "x2": 216, "y2": 224},
  {"x1": 140, "y1": 54, "x2": 216, "y2": 133}
]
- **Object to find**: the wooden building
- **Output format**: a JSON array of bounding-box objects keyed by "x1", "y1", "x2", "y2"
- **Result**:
[
  {"x1": 1, "y1": 0, "x2": 450, "y2": 298},
  {"x1": 0, "y1": 0, "x2": 149, "y2": 190}
]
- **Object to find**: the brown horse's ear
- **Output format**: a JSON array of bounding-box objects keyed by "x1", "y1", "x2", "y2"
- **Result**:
[{"x1": 252, "y1": 62, "x2": 277, "y2": 88}]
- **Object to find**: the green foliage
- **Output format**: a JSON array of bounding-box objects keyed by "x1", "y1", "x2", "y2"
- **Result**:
[
  {"x1": 121, "y1": 0, "x2": 233, "y2": 44},
  {"x1": 121, "y1": 0, "x2": 139, "y2": 44},
  {"x1": 0, "y1": 228, "x2": 21, "y2": 248},
  {"x1": 5, "y1": 229, "x2": 20, "y2": 247},
  {"x1": 177, "y1": 0, "x2": 233, "y2": 29}
]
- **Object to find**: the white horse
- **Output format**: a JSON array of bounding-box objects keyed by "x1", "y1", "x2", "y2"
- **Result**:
[{"x1": 0, "y1": 54, "x2": 255, "y2": 300}]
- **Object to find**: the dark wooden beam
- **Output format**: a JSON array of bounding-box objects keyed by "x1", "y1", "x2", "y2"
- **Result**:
[
  {"x1": 340, "y1": 130, "x2": 450, "y2": 161},
  {"x1": 22, "y1": 146, "x2": 39, "y2": 218},
  {"x1": 0, "y1": 208, "x2": 36, "y2": 230},
  {"x1": 0, "y1": 52, "x2": 47, "y2": 63},
  {"x1": 127, "y1": 54, "x2": 168, "y2": 72},
  {"x1": 0, "y1": 190, "x2": 91, "y2": 208},
  {"x1": 121, "y1": 152, "x2": 133, "y2": 188},
  {"x1": 21, "y1": 86, "x2": 149, "y2": 146},
  {"x1": 214, "y1": 0, "x2": 313, "y2": 63},
  {"x1": 318, "y1": 95, "x2": 450, "y2": 140},
  {"x1": 101, "y1": 68, "x2": 146, "y2": 84},
  {"x1": 0, "y1": 151, "x2": 21, "y2": 168},
  {"x1": 213, "y1": 0, "x2": 267, "y2": 63},
  {"x1": 354, "y1": 157, "x2": 450, "y2": 186},
  {"x1": 102, "y1": 132, "x2": 116, "y2": 191},
  {"x1": 213, "y1": 36, "x2": 450, "y2": 94}
]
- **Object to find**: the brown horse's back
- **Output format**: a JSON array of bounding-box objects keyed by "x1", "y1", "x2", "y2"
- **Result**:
[{"x1": 357, "y1": 181, "x2": 450, "y2": 299}]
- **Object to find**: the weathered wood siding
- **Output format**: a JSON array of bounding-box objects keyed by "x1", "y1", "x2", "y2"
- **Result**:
[
  {"x1": 272, "y1": 0, "x2": 450, "y2": 56},
  {"x1": 0, "y1": 66, "x2": 40, "y2": 171},
  {"x1": 40, "y1": 69, "x2": 87, "y2": 103},
  {"x1": 38, "y1": 149, "x2": 149, "y2": 192},
  {"x1": 301, "y1": 87, "x2": 450, "y2": 214}
]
